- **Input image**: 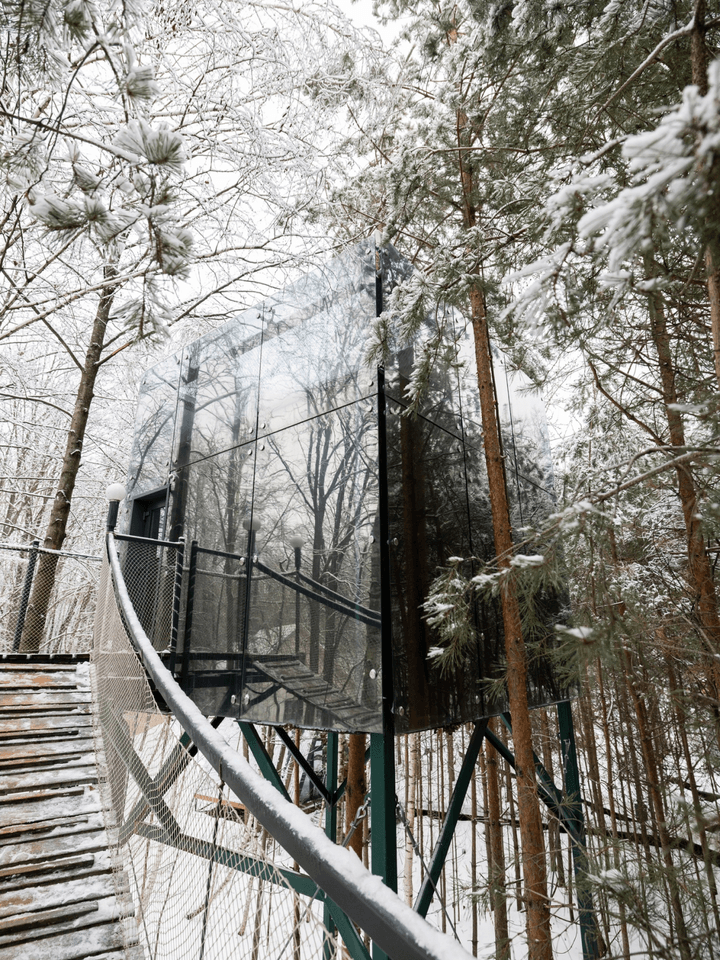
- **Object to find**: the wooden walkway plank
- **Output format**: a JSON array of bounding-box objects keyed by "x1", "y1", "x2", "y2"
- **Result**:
[
  {"x1": 0, "y1": 737, "x2": 96, "y2": 762},
  {"x1": 1, "y1": 822, "x2": 109, "y2": 862},
  {"x1": 0, "y1": 657, "x2": 138, "y2": 960},
  {"x1": 0, "y1": 715, "x2": 93, "y2": 735},
  {"x1": 0, "y1": 873, "x2": 117, "y2": 918},
  {"x1": 0, "y1": 763, "x2": 97, "y2": 793}
]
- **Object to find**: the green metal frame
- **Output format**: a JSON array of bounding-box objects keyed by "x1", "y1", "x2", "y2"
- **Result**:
[
  {"x1": 414, "y1": 720, "x2": 488, "y2": 918},
  {"x1": 558, "y1": 700, "x2": 600, "y2": 960},
  {"x1": 324, "y1": 731, "x2": 339, "y2": 960},
  {"x1": 104, "y1": 681, "x2": 598, "y2": 960},
  {"x1": 237, "y1": 720, "x2": 291, "y2": 801}
]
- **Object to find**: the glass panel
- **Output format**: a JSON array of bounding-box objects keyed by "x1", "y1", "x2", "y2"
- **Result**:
[
  {"x1": 177, "y1": 441, "x2": 256, "y2": 554},
  {"x1": 256, "y1": 246, "x2": 377, "y2": 436},
  {"x1": 241, "y1": 401, "x2": 382, "y2": 731},
  {"x1": 454, "y1": 329, "x2": 556, "y2": 530},
  {"x1": 385, "y1": 400, "x2": 495, "y2": 732},
  {"x1": 125, "y1": 354, "x2": 181, "y2": 504},
  {"x1": 179, "y1": 547, "x2": 247, "y2": 718},
  {"x1": 175, "y1": 309, "x2": 263, "y2": 467},
  {"x1": 172, "y1": 445, "x2": 256, "y2": 714}
]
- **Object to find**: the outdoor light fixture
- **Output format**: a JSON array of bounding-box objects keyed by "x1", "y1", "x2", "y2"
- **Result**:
[
  {"x1": 105, "y1": 482, "x2": 127, "y2": 532},
  {"x1": 288, "y1": 534, "x2": 303, "y2": 571}
]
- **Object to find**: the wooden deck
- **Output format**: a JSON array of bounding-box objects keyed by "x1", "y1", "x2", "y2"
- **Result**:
[{"x1": 0, "y1": 655, "x2": 141, "y2": 959}]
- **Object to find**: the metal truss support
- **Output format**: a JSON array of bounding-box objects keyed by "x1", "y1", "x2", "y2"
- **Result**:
[
  {"x1": 558, "y1": 700, "x2": 601, "y2": 960},
  {"x1": 237, "y1": 721, "x2": 291, "y2": 801},
  {"x1": 238, "y1": 722, "x2": 371, "y2": 960},
  {"x1": 414, "y1": 720, "x2": 488, "y2": 918},
  {"x1": 487, "y1": 707, "x2": 600, "y2": 960}
]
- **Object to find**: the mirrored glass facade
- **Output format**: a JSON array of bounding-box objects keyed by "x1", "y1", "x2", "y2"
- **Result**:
[{"x1": 122, "y1": 243, "x2": 563, "y2": 734}]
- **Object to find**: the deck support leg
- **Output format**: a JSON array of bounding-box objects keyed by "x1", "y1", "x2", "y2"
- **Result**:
[
  {"x1": 324, "y1": 731, "x2": 339, "y2": 960},
  {"x1": 558, "y1": 700, "x2": 601, "y2": 960},
  {"x1": 370, "y1": 731, "x2": 397, "y2": 960},
  {"x1": 414, "y1": 719, "x2": 488, "y2": 918}
]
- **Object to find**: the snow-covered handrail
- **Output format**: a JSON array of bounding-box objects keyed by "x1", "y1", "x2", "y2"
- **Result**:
[{"x1": 106, "y1": 531, "x2": 470, "y2": 960}]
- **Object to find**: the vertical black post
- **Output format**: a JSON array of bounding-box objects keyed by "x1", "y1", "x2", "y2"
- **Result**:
[
  {"x1": 558, "y1": 699, "x2": 601, "y2": 960},
  {"x1": 371, "y1": 245, "x2": 397, "y2": 960},
  {"x1": 106, "y1": 501, "x2": 120, "y2": 533},
  {"x1": 290, "y1": 537, "x2": 303, "y2": 659},
  {"x1": 168, "y1": 537, "x2": 185, "y2": 675},
  {"x1": 13, "y1": 540, "x2": 40, "y2": 652},
  {"x1": 238, "y1": 523, "x2": 256, "y2": 712},
  {"x1": 180, "y1": 539, "x2": 198, "y2": 689},
  {"x1": 323, "y1": 730, "x2": 339, "y2": 960}
]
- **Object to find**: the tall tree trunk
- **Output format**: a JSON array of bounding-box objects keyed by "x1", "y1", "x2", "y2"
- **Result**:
[
  {"x1": 469, "y1": 283, "x2": 553, "y2": 959},
  {"x1": 345, "y1": 732, "x2": 366, "y2": 859},
  {"x1": 621, "y1": 650, "x2": 691, "y2": 960},
  {"x1": 645, "y1": 265, "x2": 720, "y2": 674},
  {"x1": 19, "y1": 265, "x2": 117, "y2": 651},
  {"x1": 454, "y1": 68, "x2": 552, "y2": 949},
  {"x1": 691, "y1": 0, "x2": 720, "y2": 389}
]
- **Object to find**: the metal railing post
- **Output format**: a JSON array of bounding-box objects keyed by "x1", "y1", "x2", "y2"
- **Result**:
[
  {"x1": 13, "y1": 539, "x2": 40, "y2": 652},
  {"x1": 168, "y1": 537, "x2": 185, "y2": 675},
  {"x1": 180, "y1": 539, "x2": 198, "y2": 688}
]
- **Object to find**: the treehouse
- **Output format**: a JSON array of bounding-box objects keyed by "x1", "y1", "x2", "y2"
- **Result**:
[{"x1": 117, "y1": 243, "x2": 563, "y2": 734}]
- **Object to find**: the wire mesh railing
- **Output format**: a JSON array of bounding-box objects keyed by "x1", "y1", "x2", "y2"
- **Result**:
[
  {"x1": 0, "y1": 539, "x2": 101, "y2": 654},
  {"x1": 95, "y1": 532, "x2": 473, "y2": 960}
]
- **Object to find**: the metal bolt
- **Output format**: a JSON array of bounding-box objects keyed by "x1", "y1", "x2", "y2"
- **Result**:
[
  {"x1": 369, "y1": 668, "x2": 377, "y2": 680},
  {"x1": 231, "y1": 694, "x2": 237, "y2": 705},
  {"x1": 398, "y1": 705, "x2": 405, "y2": 716}
]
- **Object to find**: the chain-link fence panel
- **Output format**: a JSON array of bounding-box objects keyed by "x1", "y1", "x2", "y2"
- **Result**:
[
  {"x1": 116, "y1": 535, "x2": 181, "y2": 655},
  {"x1": 0, "y1": 540, "x2": 100, "y2": 654},
  {"x1": 93, "y1": 554, "x2": 338, "y2": 960}
]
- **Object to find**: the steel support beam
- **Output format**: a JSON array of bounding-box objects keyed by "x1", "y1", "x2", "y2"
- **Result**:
[
  {"x1": 414, "y1": 719, "x2": 488, "y2": 918},
  {"x1": 237, "y1": 721, "x2": 291, "y2": 802},
  {"x1": 325, "y1": 731, "x2": 339, "y2": 960},
  {"x1": 558, "y1": 700, "x2": 601, "y2": 960},
  {"x1": 370, "y1": 731, "x2": 396, "y2": 960}
]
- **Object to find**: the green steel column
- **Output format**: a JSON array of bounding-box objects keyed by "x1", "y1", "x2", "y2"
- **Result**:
[
  {"x1": 324, "y1": 731, "x2": 339, "y2": 960},
  {"x1": 558, "y1": 700, "x2": 601, "y2": 960},
  {"x1": 370, "y1": 732, "x2": 397, "y2": 960}
]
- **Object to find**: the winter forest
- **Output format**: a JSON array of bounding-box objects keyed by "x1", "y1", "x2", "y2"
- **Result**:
[{"x1": 3, "y1": 1, "x2": 720, "y2": 959}]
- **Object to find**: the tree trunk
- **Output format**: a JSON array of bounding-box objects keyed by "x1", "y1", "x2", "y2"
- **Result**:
[
  {"x1": 19, "y1": 265, "x2": 117, "y2": 651},
  {"x1": 345, "y1": 732, "x2": 366, "y2": 859},
  {"x1": 644, "y1": 265, "x2": 720, "y2": 672},
  {"x1": 470, "y1": 283, "x2": 553, "y2": 960},
  {"x1": 691, "y1": 0, "x2": 720, "y2": 389},
  {"x1": 621, "y1": 649, "x2": 691, "y2": 960}
]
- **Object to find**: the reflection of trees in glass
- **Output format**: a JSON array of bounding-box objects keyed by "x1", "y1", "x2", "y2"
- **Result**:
[
  {"x1": 127, "y1": 359, "x2": 180, "y2": 502},
  {"x1": 262, "y1": 401, "x2": 379, "y2": 704}
]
